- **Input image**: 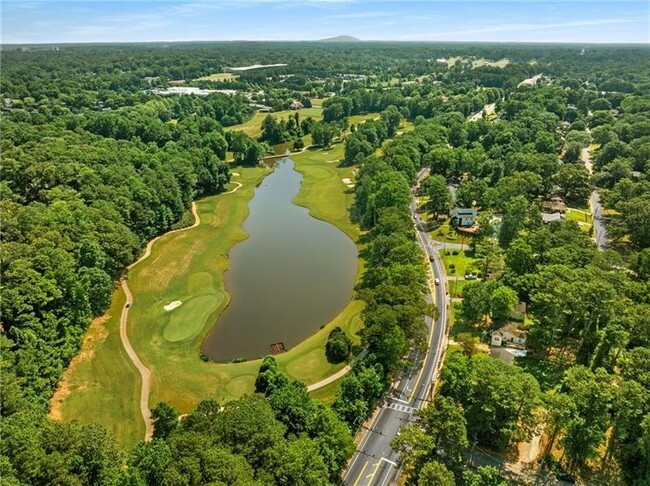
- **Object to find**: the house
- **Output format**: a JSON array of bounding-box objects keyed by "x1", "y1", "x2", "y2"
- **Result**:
[
  {"x1": 290, "y1": 100, "x2": 304, "y2": 110},
  {"x1": 451, "y1": 207, "x2": 477, "y2": 227},
  {"x1": 491, "y1": 322, "x2": 527, "y2": 348},
  {"x1": 542, "y1": 212, "x2": 564, "y2": 224},
  {"x1": 541, "y1": 200, "x2": 568, "y2": 214},
  {"x1": 490, "y1": 347, "x2": 528, "y2": 365}
]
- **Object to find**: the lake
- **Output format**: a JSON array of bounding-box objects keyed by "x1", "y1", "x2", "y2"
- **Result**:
[{"x1": 202, "y1": 158, "x2": 358, "y2": 362}]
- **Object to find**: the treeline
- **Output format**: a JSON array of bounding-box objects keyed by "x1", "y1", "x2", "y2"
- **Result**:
[
  {"x1": 1, "y1": 359, "x2": 354, "y2": 485},
  {"x1": 332, "y1": 120, "x2": 464, "y2": 426}
]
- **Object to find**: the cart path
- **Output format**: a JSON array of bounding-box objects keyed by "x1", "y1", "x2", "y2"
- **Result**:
[
  {"x1": 121, "y1": 201, "x2": 200, "y2": 440},
  {"x1": 222, "y1": 181, "x2": 243, "y2": 194},
  {"x1": 306, "y1": 350, "x2": 369, "y2": 392},
  {"x1": 306, "y1": 365, "x2": 352, "y2": 392}
]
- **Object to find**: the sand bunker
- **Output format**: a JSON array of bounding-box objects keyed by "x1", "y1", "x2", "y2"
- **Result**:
[
  {"x1": 164, "y1": 300, "x2": 182, "y2": 311},
  {"x1": 342, "y1": 178, "x2": 355, "y2": 188},
  {"x1": 232, "y1": 172, "x2": 240, "y2": 177}
]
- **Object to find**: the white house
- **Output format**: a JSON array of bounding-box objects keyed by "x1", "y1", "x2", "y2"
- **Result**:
[
  {"x1": 451, "y1": 207, "x2": 477, "y2": 227},
  {"x1": 290, "y1": 100, "x2": 304, "y2": 110},
  {"x1": 491, "y1": 322, "x2": 527, "y2": 348},
  {"x1": 542, "y1": 212, "x2": 564, "y2": 224}
]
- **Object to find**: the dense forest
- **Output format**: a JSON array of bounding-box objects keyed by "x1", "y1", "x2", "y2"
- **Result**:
[{"x1": 1, "y1": 41, "x2": 650, "y2": 484}]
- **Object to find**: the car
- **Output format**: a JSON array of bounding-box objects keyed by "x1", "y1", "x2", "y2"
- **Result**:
[
  {"x1": 465, "y1": 273, "x2": 477, "y2": 280},
  {"x1": 125, "y1": 302, "x2": 131, "y2": 308},
  {"x1": 434, "y1": 278, "x2": 440, "y2": 285},
  {"x1": 429, "y1": 255, "x2": 434, "y2": 262}
]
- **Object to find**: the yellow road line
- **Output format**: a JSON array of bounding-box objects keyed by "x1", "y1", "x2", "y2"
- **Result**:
[
  {"x1": 365, "y1": 461, "x2": 382, "y2": 484},
  {"x1": 353, "y1": 461, "x2": 369, "y2": 486}
]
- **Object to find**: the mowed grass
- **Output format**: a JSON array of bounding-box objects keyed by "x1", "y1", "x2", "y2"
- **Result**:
[
  {"x1": 55, "y1": 140, "x2": 367, "y2": 448},
  {"x1": 226, "y1": 107, "x2": 323, "y2": 138},
  {"x1": 195, "y1": 72, "x2": 238, "y2": 81},
  {"x1": 441, "y1": 249, "x2": 478, "y2": 277}
]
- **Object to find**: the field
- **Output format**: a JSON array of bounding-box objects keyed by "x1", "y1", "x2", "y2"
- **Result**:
[
  {"x1": 195, "y1": 72, "x2": 239, "y2": 81},
  {"x1": 226, "y1": 106, "x2": 324, "y2": 138},
  {"x1": 53, "y1": 138, "x2": 367, "y2": 448},
  {"x1": 441, "y1": 249, "x2": 478, "y2": 277}
]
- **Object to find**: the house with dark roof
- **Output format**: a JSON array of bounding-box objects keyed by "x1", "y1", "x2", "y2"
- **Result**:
[{"x1": 451, "y1": 207, "x2": 477, "y2": 227}]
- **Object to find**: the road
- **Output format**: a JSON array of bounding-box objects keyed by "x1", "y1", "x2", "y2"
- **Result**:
[
  {"x1": 341, "y1": 168, "x2": 449, "y2": 486},
  {"x1": 581, "y1": 146, "x2": 608, "y2": 250}
]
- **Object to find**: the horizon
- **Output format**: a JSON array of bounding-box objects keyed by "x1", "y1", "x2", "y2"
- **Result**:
[{"x1": 2, "y1": 1, "x2": 649, "y2": 45}]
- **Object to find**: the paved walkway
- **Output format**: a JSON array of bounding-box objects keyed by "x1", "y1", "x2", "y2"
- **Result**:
[
  {"x1": 121, "y1": 202, "x2": 201, "y2": 441},
  {"x1": 306, "y1": 349, "x2": 369, "y2": 392}
]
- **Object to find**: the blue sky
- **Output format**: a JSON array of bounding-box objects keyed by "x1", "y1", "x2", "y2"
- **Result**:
[{"x1": 2, "y1": 1, "x2": 649, "y2": 44}]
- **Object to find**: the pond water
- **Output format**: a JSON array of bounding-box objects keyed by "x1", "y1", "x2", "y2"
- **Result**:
[{"x1": 202, "y1": 158, "x2": 358, "y2": 362}]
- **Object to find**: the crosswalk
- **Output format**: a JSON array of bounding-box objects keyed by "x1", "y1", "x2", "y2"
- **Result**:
[{"x1": 386, "y1": 402, "x2": 415, "y2": 414}]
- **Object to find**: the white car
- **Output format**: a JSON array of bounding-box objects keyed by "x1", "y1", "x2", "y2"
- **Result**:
[{"x1": 434, "y1": 278, "x2": 440, "y2": 286}]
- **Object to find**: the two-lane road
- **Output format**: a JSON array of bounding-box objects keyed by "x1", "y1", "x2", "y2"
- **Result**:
[{"x1": 342, "y1": 168, "x2": 448, "y2": 486}]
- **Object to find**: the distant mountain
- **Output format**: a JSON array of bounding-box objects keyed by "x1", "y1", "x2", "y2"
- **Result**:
[{"x1": 318, "y1": 35, "x2": 362, "y2": 43}]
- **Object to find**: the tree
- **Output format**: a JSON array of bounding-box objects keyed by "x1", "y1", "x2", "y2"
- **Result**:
[
  {"x1": 128, "y1": 440, "x2": 171, "y2": 485},
  {"x1": 255, "y1": 355, "x2": 288, "y2": 394},
  {"x1": 273, "y1": 436, "x2": 329, "y2": 485},
  {"x1": 151, "y1": 402, "x2": 179, "y2": 440},
  {"x1": 423, "y1": 175, "x2": 451, "y2": 216},
  {"x1": 293, "y1": 137, "x2": 305, "y2": 151},
  {"x1": 325, "y1": 327, "x2": 352, "y2": 364},
  {"x1": 555, "y1": 163, "x2": 591, "y2": 205},
  {"x1": 560, "y1": 366, "x2": 614, "y2": 469},
  {"x1": 463, "y1": 466, "x2": 507, "y2": 486},
  {"x1": 380, "y1": 105, "x2": 402, "y2": 137},
  {"x1": 392, "y1": 396, "x2": 468, "y2": 475},
  {"x1": 563, "y1": 141, "x2": 582, "y2": 163},
  {"x1": 474, "y1": 238, "x2": 504, "y2": 278},
  {"x1": 418, "y1": 461, "x2": 455, "y2": 486},
  {"x1": 489, "y1": 285, "x2": 519, "y2": 322},
  {"x1": 499, "y1": 196, "x2": 534, "y2": 248},
  {"x1": 505, "y1": 238, "x2": 535, "y2": 275}
]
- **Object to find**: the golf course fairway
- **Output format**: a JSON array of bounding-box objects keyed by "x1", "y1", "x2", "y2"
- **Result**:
[{"x1": 51, "y1": 141, "x2": 365, "y2": 448}]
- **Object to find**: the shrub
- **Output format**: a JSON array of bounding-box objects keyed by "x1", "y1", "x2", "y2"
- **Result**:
[{"x1": 325, "y1": 327, "x2": 352, "y2": 364}]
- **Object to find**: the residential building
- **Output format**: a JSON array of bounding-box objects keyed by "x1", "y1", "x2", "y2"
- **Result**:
[
  {"x1": 451, "y1": 207, "x2": 477, "y2": 227},
  {"x1": 491, "y1": 322, "x2": 527, "y2": 348}
]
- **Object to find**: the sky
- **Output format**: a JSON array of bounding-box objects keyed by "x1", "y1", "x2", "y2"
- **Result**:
[{"x1": 2, "y1": 0, "x2": 649, "y2": 44}]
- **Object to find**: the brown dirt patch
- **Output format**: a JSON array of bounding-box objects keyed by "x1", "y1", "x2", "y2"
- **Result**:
[{"x1": 49, "y1": 314, "x2": 110, "y2": 421}]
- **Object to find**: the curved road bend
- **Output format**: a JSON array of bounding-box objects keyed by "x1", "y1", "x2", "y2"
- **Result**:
[
  {"x1": 120, "y1": 201, "x2": 201, "y2": 441},
  {"x1": 341, "y1": 168, "x2": 449, "y2": 486}
]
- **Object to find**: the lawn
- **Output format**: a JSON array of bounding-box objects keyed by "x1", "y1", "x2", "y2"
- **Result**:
[
  {"x1": 54, "y1": 146, "x2": 366, "y2": 449},
  {"x1": 428, "y1": 217, "x2": 474, "y2": 245},
  {"x1": 441, "y1": 249, "x2": 478, "y2": 277},
  {"x1": 225, "y1": 106, "x2": 323, "y2": 138},
  {"x1": 448, "y1": 278, "x2": 469, "y2": 299},
  {"x1": 195, "y1": 72, "x2": 239, "y2": 81},
  {"x1": 308, "y1": 379, "x2": 343, "y2": 406},
  {"x1": 566, "y1": 208, "x2": 593, "y2": 224}
]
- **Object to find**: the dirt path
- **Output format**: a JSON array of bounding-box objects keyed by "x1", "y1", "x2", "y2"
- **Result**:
[{"x1": 121, "y1": 202, "x2": 201, "y2": 440}]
